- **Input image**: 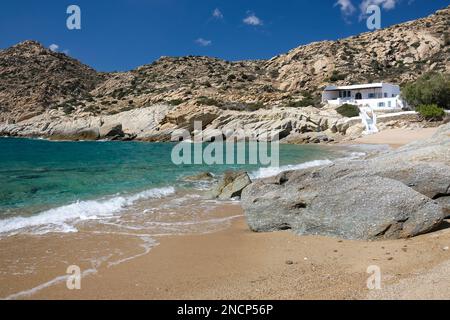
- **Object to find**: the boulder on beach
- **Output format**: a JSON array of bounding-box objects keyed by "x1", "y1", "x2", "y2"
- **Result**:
[
  {"x1": 211, "y1": 171, "x2": 252, "y2": 200},
  {"x1": 241, "y1": 122, "x2": 450, "y2": 240}
]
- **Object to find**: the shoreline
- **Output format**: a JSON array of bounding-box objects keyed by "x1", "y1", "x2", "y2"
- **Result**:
[
  {"x1": 17, "y1": 215, "x2": 450, "y2": 300},
  {"x1": 1, "y1": 126, "x2": 441, "y2": 148},
  {"x1": 0, "y1": 126, "x2": 448, "y2": 300}
]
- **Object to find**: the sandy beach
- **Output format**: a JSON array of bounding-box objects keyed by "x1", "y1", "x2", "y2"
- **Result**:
[
  {"x1": 10, "y1": 213, "x2": 450, "y2": 300},
  {"x1": 350, "y1": 127, "x2": 439, "y2": 148},
  {"x1": 1, "y1": 126, "x2": 449, "y2": 300},
  {"x1": 1, "y1": 1, "x2": 449, "y2": 304}
]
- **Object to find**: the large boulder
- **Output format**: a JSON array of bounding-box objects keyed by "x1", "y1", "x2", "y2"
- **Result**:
[
  {"x1": 241, "y1": 122, "x2": 450, "y2": 240},
  {"x1": 211, "y1": 171, "x2": 252, "y2": 200},
  {"x1": 242, "y1": 173, "x2": 443, "y2": 240},
  {"x1": 99, "y1": 123, "x2": 124, "y2": 139},
  {"x1": 49, "y1": 127, "x2": 100, "y2": 141}
]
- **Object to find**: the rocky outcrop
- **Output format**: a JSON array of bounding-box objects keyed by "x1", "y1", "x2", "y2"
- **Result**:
[
  {"x1": 1, "y1": 6, "x2": 449, "y2": 137},
  {"x1": 99, "y1": 123, "x2": 124, "y2": 139},
  {"x1": 241, "y1": 123, "x2": 450, "y2": 240},
  {"x1": 0, "y1": 104, "x2": 173, "y2": 141},
  {"x1": 0, "y1": 41, "x2": 105, "y2": 123},
  {"x1": 211, "y1": 171, "x2": 252, "y2": 200}
]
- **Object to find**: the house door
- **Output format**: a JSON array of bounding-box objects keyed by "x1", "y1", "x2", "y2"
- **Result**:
[{"x1": 355, "y1": 92, "x2": 362, "y2": 100}]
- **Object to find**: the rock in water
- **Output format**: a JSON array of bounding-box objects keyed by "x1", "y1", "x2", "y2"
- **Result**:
[
  {"x1": 182, "y1": 172, "x2": 215, "y2": 182},
  {"x1": 211, "y1": 171, "x2": 252, "y2": 200}
]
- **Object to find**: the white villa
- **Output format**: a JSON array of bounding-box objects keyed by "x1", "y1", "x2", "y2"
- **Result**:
[{"x1": 322, "y1": 83, "x2": 406, "y2": 110}]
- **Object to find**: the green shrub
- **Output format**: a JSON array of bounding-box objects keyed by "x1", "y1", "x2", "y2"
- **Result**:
[
  {"x1": 220, "y1": 102, "x2": 265, "y2": 112},
  {"x1": 415, "y1": 104, "x2": 445, "y2": 121},
  {"x1": 286, "y1": 91, "x2": 318, "y2": 108},
  {"x1": 62, "y1": 105, "x2": 75, "y2": 115},
  {"x1": 402, "y1": 72, "x2": 450, "y2": 109},
  {"x1": 197, "y1": 96, "x2": 221, "y2": 107},
  {"x1": 227, "y1": 74, "x2": 236, "y2": 81},
  {"x1": 329, "y1": 70, "x2": 346, "y2": 82},
  {"x1": 167, "y1": 99, "x2": 184, "y2": 106},
  {"x1": 336, "y1": 104, "x2": 360, "y2": 118},
  {"x1": 119, "y1": 106, "x2": 135, "y2": 113},
  {"x1": 287, "y1": 99, "x2": 311, "y2": 108},
  {"x1": 245, "y1": 102, "x2": 265, "y2": 112}
]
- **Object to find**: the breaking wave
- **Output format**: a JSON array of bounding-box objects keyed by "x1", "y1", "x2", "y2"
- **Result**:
[
  {"x1": 249, "y1": 159, "x2": 334, "y2": 180},
  {"x1": 0, "y1": 187, "x2": 175, "y2": 235}
]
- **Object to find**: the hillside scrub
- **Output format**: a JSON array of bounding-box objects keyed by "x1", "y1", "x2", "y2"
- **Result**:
[
  {"x1": 416, "y1": 104, "x2": 446, "y2": 121},
  {"x1": 336, "y1": 104, "x2": 360, "y2": 118},
  {"x1": 402, "y1": 72, "x2": 450, "y2": 109}
]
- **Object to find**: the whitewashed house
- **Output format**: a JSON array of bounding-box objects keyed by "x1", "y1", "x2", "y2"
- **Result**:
[{"x1": 322, "y1": 83, "x2": 406, "y2": 110}]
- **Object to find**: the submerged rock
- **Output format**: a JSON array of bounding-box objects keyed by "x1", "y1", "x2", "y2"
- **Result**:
[
  {"x1": 211, "y1": 171, "x2": 252, "y2": 200},
  {"x1": 182, "y1": 172, "x2": 215, "y2": 182}
]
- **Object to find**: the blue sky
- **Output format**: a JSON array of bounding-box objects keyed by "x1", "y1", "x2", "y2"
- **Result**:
[{"x1": 0, "y1": 0, "x2": 448, "y2": 71}]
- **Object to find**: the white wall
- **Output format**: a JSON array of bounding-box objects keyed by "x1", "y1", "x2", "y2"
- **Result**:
[
  {"x1": 322, "y1": 84, "x2": 403, "y2": 108},
  {"x1": 328, "y1": 97, "x2": 404, "y2": 110}
]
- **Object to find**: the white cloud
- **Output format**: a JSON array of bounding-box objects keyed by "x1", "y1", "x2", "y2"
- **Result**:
[
  {"x1": 358, "y1": 0, "x2": 400, "y2": 20},
  {"x1": 335, "y1": 0, "x2": 404, "y2": 21},
  {"x1": 212, "y1": 8, "x2": 223, "y2": 19},
  {"x1": 195, "y1": 38, "x2": 212, "y2": 47},
  {"x1": 62, "y1": 49, "x2": 70, "y2": 55},
  {"x1": 335, "y1": 0, "x2": 356, "y2": 16},
  {"x1": 49, "y1": 44, "x2": 59, "y2": 52},
  {"x1": 360, "y1": 0, "x2": 399, "y2": 12},
  {"x1": 243, "y1": 13, "x2": 263, "y2": 26}
]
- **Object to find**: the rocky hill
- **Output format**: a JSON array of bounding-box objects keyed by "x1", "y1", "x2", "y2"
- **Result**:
[
  {"x1": 0, "y1": 41, "x2": 106, "y2": 122},
  {"x1": 0, "y1": 5, "x2": 448, "y2": 140}
]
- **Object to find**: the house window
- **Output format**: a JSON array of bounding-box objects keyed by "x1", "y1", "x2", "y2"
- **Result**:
[
  {"x1": 378, "y1": 102, "x2": 385, "y2": 108},
  {"x1": 368, "y1": 93, "x2": 375, "y2": 98},
  {"x1": 384, "y1": 93, "x2": 388, "y2": 98},
  {"x1": 392, "y1": 94, "x2": 395, "y2": 97},
  {"x1": 341, "y1": 91, "x2": 351, "y2": 98},
  {"x1": 388, "y1": 101, "x2": 392, "y2": 108}
]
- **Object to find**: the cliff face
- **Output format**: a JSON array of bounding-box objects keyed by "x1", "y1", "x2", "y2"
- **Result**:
[{"x1": 0, "y1": 6, "x2": 448, "y2": 137}]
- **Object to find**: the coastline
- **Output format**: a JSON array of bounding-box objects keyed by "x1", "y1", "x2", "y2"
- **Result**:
[
  {"x1": 19, "y1": 215, "x2": 450, "y2": 300},
  {"x1": 1, "y1": 126, "x2": 448, "y2": 300}
]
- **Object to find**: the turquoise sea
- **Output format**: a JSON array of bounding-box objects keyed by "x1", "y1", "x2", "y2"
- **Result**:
[{"x1": 0, "y1": 137, "x2": 346, "y2": 235}]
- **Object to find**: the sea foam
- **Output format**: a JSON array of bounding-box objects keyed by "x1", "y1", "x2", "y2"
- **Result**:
[
  {"x1": 0, "y1": 186, "x2": 175, "y2": 235},
  {"x1": 249, "y1": 159, "x2": 333, "y2": 180}
]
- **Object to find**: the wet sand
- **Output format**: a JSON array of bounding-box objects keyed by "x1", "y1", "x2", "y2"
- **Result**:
[{"x1": 3, "y1": 208, "x2": 450, "y2": 300}]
